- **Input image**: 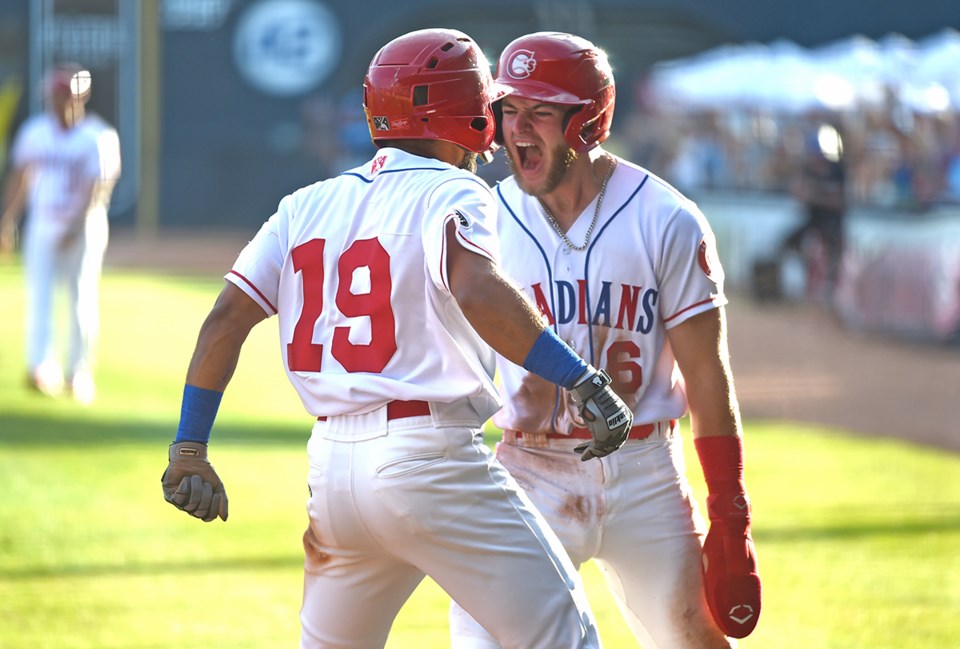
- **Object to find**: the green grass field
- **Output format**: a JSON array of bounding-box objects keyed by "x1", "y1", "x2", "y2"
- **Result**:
[{"x1": 1, "y1": 259, "x2": 959, "y2": 648}]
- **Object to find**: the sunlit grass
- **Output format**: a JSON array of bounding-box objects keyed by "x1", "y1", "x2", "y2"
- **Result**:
[{"x1": 1, "y1": 260, "x2": 958, "y2": 648}]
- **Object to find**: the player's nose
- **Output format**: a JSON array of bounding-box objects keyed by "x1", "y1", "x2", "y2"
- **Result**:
[{"x1": 510, "y1": 111, "x2": 533, "y2": 133}]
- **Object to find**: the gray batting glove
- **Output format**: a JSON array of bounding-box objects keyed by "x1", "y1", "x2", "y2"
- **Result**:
[
  {"x1": 569, "y1": 367, "x2": 633, "y2": 461},
  {"x1": 161, "y1": 442, "x2": 228, "y2": 522}
]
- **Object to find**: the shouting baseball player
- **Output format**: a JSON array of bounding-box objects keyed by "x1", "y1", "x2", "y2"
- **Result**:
[
  {"x1": 449, "y1": 32, "x2": 762, "y2": 648},
  {"x1": 0, "y1": 63, "x2": 121, "y2": 403},
  {"x1": 160, "y1": 28, "x2": 634, "y2": 649}
]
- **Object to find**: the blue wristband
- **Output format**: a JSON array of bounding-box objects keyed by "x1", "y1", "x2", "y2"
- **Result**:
[
  {"x1": 522, "y1": 328, "x2": 589, "y2": 389},
  {"x1": 174, "y1": 384, "x2": 224, "y2": 444}
]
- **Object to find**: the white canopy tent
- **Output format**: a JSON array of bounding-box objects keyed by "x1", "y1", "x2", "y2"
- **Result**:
[{"x1": 648, "y1": 29, "x2": 960, "y2": 114}]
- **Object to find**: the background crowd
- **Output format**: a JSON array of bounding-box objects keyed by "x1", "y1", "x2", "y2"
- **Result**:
[{"x1": 623, "y1": 30, "x2": 960, "y2": 213}]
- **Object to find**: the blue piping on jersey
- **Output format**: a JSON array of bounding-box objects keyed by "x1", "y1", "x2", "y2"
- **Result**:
[
  {"x1": 582, "y1": 174, "x2": 650, "y2": 364},
  {"x1": 341, "y1": 167, "x2": 448, "y2": 183},
  {"x1": 497, "y1": 182, "x2": 563, "y2": 432}
]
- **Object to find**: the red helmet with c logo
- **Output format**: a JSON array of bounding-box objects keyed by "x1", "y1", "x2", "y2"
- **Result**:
[{"x1": 495, "y1": 32, "x2": 615, "y2": 152}]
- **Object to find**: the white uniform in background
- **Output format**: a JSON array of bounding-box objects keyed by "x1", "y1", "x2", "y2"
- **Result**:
[
  {"x1": 11, "y1": 110, "x2": 120, "y2": 396},
  {"x1": 226, "y1": 148, "x2": 599, "y2": 649}
]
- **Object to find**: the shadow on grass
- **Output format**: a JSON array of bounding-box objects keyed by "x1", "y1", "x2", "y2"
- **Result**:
[
  {"x1": 1, "y1": 553, "x2": 303, "y2": 581},
  {"x1": 7, "y1": 515, "x2": 959, "y2": 581},
  {"x1": 0, "y1": 412, "x2": 312, "y2": 448}
]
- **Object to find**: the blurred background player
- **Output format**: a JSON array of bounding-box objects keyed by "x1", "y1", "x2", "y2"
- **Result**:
[
  {"x1": 0, "y1": 62, "x2": 121, "y2": 403},
  {"x1": 160, "y1": 28, "x2": 632, "y2": 649},
  {"x1": 449, "y1": 32, "x2": 761, "y2": 648},
  {"x1": 781, "y1": 117, "x2": 848, "y2": 305}
]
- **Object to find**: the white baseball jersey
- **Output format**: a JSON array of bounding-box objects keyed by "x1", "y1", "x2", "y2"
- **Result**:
[
  {"x1": 227, "y1": 148, "x2": 503, "y2": 420},
  {"x1": 11, "y1": 113, "x2": 105, "y2": 230},
  {"x1": 493, "y1": 157, "x2": 727, "y2": 433}
]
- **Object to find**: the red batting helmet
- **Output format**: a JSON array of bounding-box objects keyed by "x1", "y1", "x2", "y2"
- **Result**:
[
  {"x1": 495, "y1": 32, "x2": 615, "y2": 152},
  {"x1": 363, "y1": 28, "x2": 505, "y2": 154}
]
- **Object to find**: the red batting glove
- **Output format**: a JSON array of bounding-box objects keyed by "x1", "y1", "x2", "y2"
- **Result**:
[{"x1": 695, "y1": 435, "x2": 761, "y2": 639}]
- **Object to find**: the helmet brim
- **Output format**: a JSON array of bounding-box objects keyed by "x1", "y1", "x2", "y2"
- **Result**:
[{"x1": 498, "y1": 79, "x2": 591, "y2": 106}]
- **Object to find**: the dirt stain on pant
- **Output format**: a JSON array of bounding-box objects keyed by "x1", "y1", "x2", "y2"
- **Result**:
[{"x1": 302, "y1": 525, "x2": 331, "y2": 570}]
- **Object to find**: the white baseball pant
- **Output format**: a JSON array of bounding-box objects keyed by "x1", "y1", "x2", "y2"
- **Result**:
[
  {"x1": 24, "y1": 208, "x2": 108, "y2": 379},
  {"x1": 300, "y1": 402, "x2": 601, "y2": 649},
  {"x1": 449, "y1": 426, "x2": 735, "y2": 649}
]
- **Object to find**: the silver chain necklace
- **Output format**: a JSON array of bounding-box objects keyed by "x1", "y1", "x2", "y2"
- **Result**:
[{"x1": 536, "y1": 157, "x2": 617, "y2": 252}]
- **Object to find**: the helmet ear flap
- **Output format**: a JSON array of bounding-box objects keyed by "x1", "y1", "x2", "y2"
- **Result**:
[
  {"x1": 564, "y1": 87, "x2": 614, "y2": 152},
  {"x1": 561, "y1": 105, "x2": 585, "y2": 149}
]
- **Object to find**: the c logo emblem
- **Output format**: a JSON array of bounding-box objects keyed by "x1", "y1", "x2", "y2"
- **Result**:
[{"x1": 507, "y1": 49, "x2": 537, "y2": 79}]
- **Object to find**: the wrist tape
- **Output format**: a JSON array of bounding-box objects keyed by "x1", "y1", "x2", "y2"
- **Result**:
[
  {"x1": 522, "y1": 328, "x2": 589, "y2": 389},
  {"x1": 174, "y1": 384, "x2": 223, "y2": 444}
]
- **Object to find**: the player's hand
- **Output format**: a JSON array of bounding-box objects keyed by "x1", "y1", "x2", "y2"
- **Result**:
[
  {"x1": 701, "y1": 488, "x2": 761, "y2": 638},
  {"x1": 569, "y1": 367, "x2": 633, "y2": 461},
  {"x1": 161, "y1": 442, "x2": 228, "y2": 522}
]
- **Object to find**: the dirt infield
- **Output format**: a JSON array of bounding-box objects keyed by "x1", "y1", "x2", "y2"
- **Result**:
[
  {"x1": 725, "y1": 298, "x2": 959, "y2": 452},
  {"x1": 104, "y1": 227, "x2": 960, "y2": 452}
]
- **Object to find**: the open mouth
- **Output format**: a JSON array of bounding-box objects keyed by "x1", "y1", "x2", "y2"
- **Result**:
[{"x1": 514, "y1": 142, "x2": 543, "y2": 172}]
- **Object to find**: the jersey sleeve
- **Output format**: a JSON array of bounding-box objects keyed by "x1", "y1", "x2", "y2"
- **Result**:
[
  {"x1": 423, "y1": 175, "x2": 501, "y2": 293},
  {"x1": 225, "y1": 199, "x2": 288, "y2": 315},
  {"x1": 9, "y1": 117, "x2": 39, "y2": 168},
  {"x1": 657, "y1": 200, "x2": 728, "y2": 329}
]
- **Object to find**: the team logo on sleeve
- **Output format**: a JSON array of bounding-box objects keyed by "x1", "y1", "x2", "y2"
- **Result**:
[
  {"x1": 507, "y1": 50, "x2": 537, "y2": 79},
  {"x1": 373, "y1": 116, "x2": 389, "y2": 131},
  {"x1": 697, "y1": 234, "x2": 722, "y2": 281}
]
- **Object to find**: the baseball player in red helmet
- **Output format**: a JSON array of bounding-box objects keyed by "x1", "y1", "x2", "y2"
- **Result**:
[
  {"x1": 0, "y1": 63, "x2": 121, "y2": 403},
  {"x1": 448, "y1": 32, "x2": 762, "y2": 648},
  {"x1": 160, "y1": 28, "x2": 634, "y2": 649}
]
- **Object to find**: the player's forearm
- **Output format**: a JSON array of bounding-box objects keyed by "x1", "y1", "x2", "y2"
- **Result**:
[
  {"x1": 447, "y1": 228, "x2": 592, "y2": 386},
  {"x1": 668, "y1": 307, "x2": 743, "y2": 439},
  {"x1": 1, "y1": 167, "x2": 26, "y2": 226},
  {"x1": 185, "y1": 284, "x2": 267, "y2": 391},
  {"x1": 682, "y1": 335, "x2": 743, "y2": 439},
  {"x1": 174, "y1": 290, "x2": 259, "y2": 447},
  {"x1": 685, "y1": 372, "x2": 742, "y2": 440},
  {"x1": 185, "y1": 326, "x2": 246, "y2": 392},
  {"x1": 455, "y1": 268, "x2": 591, "y2": 389},
  {"x1": 446, "y1": 226, "x2": 545, "y2": 364},
  {"x1": 456, "y1": 268, "x2": 546, "y2": 366}
]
